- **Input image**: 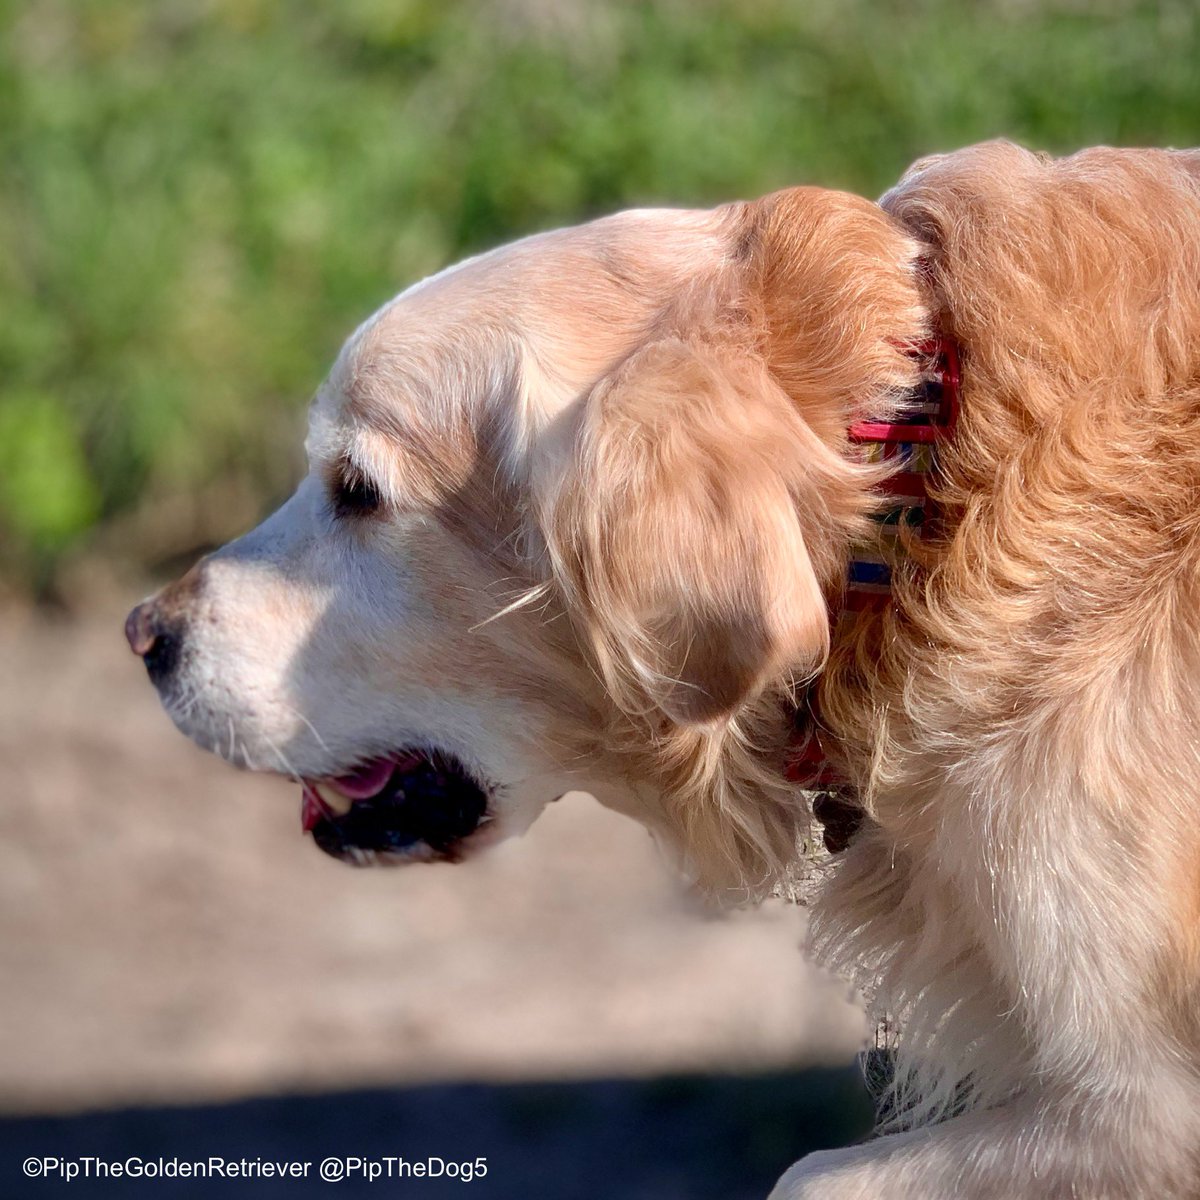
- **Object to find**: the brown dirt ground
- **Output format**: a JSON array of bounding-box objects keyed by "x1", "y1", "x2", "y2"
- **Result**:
[{"x1": 0, "y1": 598, "x2": 867, "y2": 1117}]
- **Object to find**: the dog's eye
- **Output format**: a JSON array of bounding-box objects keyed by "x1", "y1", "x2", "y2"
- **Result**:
[{"x1": 330, "y1": 464, "x2": 384, "y2": 520}]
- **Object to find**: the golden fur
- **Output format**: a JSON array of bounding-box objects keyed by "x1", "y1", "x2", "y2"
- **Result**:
[
  {"x1": 798, "y1": 143, "x2": 1200, "y2": 1196},
  {"x1": 136, "y1": 142, "x2": 1200, "y2": 1197}
]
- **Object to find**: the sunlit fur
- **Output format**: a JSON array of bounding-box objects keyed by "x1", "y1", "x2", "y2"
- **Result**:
[
  {"x1": 143, "y1": 143, "x2": 1200, "y2": 1197},
  {"x1": 795, "y1": 143, "x2": 1200, "y2": 1198},
  {"x1": 533, "y1": 189, "x2": 926, "y2": 892}
]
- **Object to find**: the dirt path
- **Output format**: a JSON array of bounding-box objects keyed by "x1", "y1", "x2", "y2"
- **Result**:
[{"x1": 0, "y1": 601, "x2": 865, "y2": 1115}]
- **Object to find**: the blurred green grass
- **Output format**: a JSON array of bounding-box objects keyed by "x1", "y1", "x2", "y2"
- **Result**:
[{"x1": 2, "y1": 0, "x2": 1197, "y2": 596}]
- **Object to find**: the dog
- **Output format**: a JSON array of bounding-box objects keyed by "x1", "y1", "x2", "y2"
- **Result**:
[{"x1": 127, "y1": 141, "x2": 1200, "y2": 1197}]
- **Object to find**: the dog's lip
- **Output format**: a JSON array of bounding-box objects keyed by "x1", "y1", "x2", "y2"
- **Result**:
[{"x1": 300, "y1": 783, "x2": 344, "y2": 832}]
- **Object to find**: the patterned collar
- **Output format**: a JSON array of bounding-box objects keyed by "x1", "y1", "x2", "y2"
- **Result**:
[
  {"x1": 845, "y1": 336, "x2": 961, "y2": 607},
  {"x1": 787, "y1": 338, "x2": 961, "y2": 831}
]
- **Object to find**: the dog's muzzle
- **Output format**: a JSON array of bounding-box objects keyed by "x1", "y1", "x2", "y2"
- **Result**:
[{"x1": 125, "y1": 596, "x2": 492, "y2": 867}]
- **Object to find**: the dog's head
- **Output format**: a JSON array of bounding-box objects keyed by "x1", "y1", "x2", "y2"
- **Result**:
[{"x1": 127, "y1": 188, "x2": 924, "y2": 892}]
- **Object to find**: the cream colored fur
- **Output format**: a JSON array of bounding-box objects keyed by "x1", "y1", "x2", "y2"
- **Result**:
[{"x1": 142, "y1": 143, "x2": 1200, "y2": 1197}]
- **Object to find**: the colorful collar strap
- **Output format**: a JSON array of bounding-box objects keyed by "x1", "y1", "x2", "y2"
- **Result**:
[
  {"x1": 788, "y1": 337, "x2": 961, "y2": 796},
  {"x1": 844, "y1": 336, "x2": 961, "y2": 610}
]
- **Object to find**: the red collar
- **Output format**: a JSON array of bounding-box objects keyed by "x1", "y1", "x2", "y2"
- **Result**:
[{"x1": 786, "y1": 338, "x2": 961, "y2": 823}]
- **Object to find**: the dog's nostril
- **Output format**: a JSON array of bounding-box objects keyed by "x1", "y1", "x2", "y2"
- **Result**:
[
  {"x1": 124, "y1": 601, "x2": 185, "y2": 683},
  {"x1": 143, "y1": 629, "x2": 182, "y2": 684},
  {"x1": 124, "y1": 603, "x2": 158, "y2": 657}
]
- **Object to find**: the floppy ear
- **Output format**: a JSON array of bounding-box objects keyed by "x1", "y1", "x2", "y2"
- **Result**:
[{"x1": 537, "y1": 337, "x2": 854, "y2": 725}]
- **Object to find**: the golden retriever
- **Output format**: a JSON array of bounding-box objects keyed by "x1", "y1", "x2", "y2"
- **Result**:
[{"x1": 127, "y1": 141, "x2": 1200, "y2": 1197}]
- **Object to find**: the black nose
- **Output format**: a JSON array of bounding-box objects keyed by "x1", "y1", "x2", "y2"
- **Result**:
[{"x1": 124, "y1": 600, "x2": 185, "y2": 685}]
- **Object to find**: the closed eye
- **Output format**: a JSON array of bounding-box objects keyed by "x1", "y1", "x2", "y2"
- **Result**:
[{"x1": 329, "y1": 458, "x2": 384, "y2": 520}]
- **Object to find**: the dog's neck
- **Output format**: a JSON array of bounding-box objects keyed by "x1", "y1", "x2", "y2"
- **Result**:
[{"x1": 786, "y1": 337, "x2": 962, "y2": 810}]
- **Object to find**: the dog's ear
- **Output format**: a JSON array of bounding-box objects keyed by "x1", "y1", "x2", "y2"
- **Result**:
[
  {"x1": 535, "y1": 187, "x2": 926, "y2": 729},
  {"x1": 742, "y1": 185, "x2": 930, "y2": 442},
  {"x1": 536, "y1": 337, "x2": 851, "y2": 726}
]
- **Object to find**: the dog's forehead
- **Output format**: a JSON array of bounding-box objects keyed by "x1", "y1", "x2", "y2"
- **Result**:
[{"x1": 305, "y1": 205, "x2": 735, "y2": 459}]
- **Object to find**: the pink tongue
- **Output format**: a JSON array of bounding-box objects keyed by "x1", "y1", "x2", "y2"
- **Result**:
[
  {"x1": 301, "y1": 753, "x2": 431, "y2": 831},
  {"x1": 329, "y1": 758, "x2": 397, "y2": 799},
  {"x1": 329, "y1": 752, "x2": 424, "y2": 799}
]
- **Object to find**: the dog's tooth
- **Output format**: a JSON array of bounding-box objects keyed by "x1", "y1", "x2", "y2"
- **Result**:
[{"x1": 315, "y1": 782, "x2": 354, "y2": 817}]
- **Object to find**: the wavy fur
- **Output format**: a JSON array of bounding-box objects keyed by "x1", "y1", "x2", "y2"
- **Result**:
[{"x1": 798, "y1": 143, "x2": 1200, "y2": 1197}]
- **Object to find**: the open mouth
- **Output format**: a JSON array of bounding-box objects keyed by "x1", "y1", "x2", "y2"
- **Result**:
[{"x1": 301, "y1": 750, "x2": 491, "y2": 866}]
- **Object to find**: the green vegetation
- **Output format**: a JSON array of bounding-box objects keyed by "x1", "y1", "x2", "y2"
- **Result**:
[{"x1": 2, "y1": 0, "x2": 1198, "y2": 594}]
